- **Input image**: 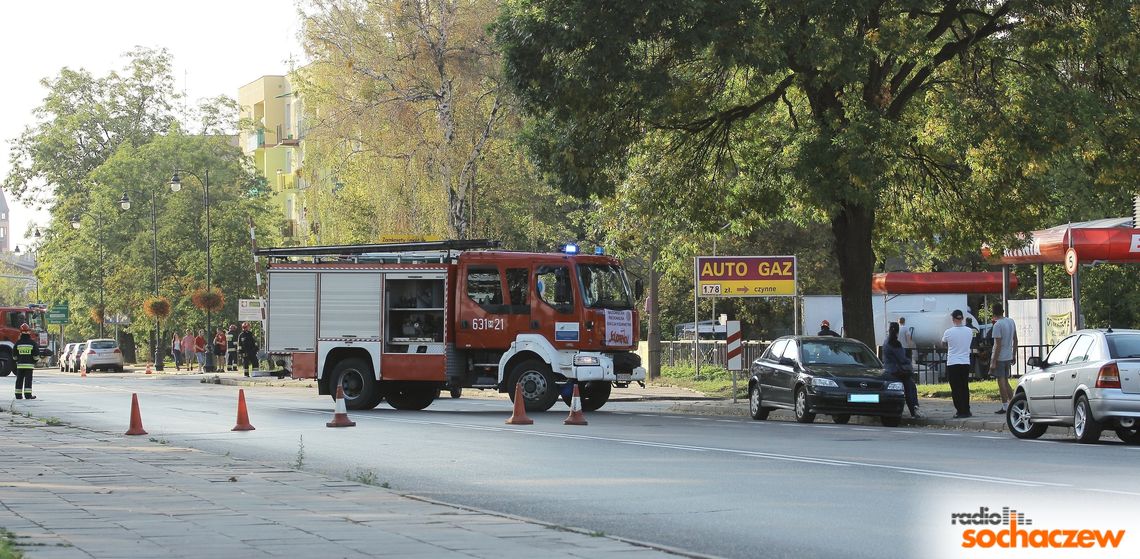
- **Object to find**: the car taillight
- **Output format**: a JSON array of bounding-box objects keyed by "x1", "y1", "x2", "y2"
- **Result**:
[
  {"x1": 1095, "y1": 362, "x2": 1121, "y2": 389},
  {"x1": 113, "y1": 348, "x2": 121, "y2": 353},
  {"x1": 87, "y1": 350, "x2": 96, "y2": 355}
]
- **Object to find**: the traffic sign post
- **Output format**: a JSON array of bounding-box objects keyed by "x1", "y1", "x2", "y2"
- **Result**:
[{"x1": 47, "y1": 303, "x2": 69, "y2": 325}]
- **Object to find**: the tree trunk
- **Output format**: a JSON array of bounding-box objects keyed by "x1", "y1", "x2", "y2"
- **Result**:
[
  {"x1": 830, "y1": 201, "x2": 876, "y2": 348},
  {"x1": 647, "y1": 245, "x2": 661, "y2": 380}
]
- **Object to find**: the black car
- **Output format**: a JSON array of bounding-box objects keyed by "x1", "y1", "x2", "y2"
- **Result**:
[{"x1": 748, "y1": 335, "x2": 906, "y2": 426}]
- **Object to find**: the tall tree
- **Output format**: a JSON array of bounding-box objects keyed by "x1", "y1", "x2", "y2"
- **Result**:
[
  {"x1": 496, "y1": 1, "x2": 1140, "y2": 346},
  {"x1": 300, "y1": 0, "x2": 513, "y2": 240},
  {"x1": 4, "y1": 47, "x2": 180, "y2": 205}
]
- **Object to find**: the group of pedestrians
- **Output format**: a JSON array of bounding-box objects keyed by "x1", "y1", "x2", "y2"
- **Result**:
[
  {"x1": 825, "y1": 303, "x2": 1019, "y2": 421},
  {"x1": 170, "y1": 322, "x2": 260, "y2": 376},
  {"x1": 939, "y1": 303, "x2": 1017, "y2": 418}
]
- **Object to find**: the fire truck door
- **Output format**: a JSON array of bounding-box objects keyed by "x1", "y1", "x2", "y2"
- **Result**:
[
  {"x1": 533, "y1": 264, "x2": 578, "y2": 349},
  {"x1": 455, "y1": 266, "x2": 529, "y2": 348}
]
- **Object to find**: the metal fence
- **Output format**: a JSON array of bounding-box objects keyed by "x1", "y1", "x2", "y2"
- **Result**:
[
  {"x1": 653, "y1": 340, "x2": 1054, "y2": 385},
  {"x1": 656, "y1": 340, "x2": 771, "y2": 369},
  {"x1": 913, "y1": 344, "x2": 1052, "y2": 384}
]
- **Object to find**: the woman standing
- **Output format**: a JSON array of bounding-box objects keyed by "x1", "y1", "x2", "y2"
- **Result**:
[
  {"x1": 171, "y1": 333, "x2": 183, "y2": 371},
  {"x1": 213, "y1": 329, "x2": 227, "y2": 371},
  {"x1": 883, "y1": 321, "x2": 923, "y2": 419}
]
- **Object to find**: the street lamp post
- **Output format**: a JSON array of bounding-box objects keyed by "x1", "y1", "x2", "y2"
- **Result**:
[
  {"x1": 120, "y1": 182, "x2": 177, "y2": 371},
  {"x1": 169, "y1": 170, "x2": 214, "y2": 371},
  {"x1": 71, "y1": 216, "x2": 105, "y2": 338}
]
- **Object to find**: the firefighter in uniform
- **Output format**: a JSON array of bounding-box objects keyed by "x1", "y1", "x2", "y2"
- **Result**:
[
  {"x1": 227, "y1": 324, "x2": 239, "y2": 371},
  {"x1": 14, "y1": 324, "x2": 39, "y2": 399},
  {"x1": 238, "y1": 322, "x2": 259, "y2": 377}
]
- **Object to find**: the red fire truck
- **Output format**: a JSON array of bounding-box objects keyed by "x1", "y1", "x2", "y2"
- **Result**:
[
  {"x1": 259, "y1": 241, "x2": 645, "y2": 412},
  {"x1": 0, "y1": 305, "x2": 48, "y2": 376}
]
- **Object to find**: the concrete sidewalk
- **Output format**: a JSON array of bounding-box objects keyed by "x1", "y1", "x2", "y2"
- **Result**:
[{"x1": 0, "y1": 408, "x2": 684, "y2": 559}]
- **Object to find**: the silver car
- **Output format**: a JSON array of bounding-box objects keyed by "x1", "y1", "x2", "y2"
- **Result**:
[
  {"x1": 80, "y1": 339, "x2": 125, "y2": 372},
  {"x1": 59, "y1": 343, "x2": 77, "y2": 371},
  {"x1": 1007, "y1": 328, "x2": 1140, "y2": 444}
]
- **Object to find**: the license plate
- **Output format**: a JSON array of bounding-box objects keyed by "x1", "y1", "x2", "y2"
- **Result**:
[
  {"x1": 616, "y1": 373, "x2": 632, "y2": 382},
  {"x1": 848, "y1": 394, "x2": 879, "y2": 403}
]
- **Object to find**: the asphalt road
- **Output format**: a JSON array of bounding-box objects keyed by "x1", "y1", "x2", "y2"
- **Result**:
[{"x1": 14, "y1": 371, "x2": 1140, "y2": 559}]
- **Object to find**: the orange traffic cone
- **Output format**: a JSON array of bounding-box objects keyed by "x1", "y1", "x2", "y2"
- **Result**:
[
  {"x1": 505, "y1": 382, "x2": 534, "y2": 425},
  {"x1": 80, "y1": 362, "x2": 87, "y2": 378},
  {"x1": 563, "y1": 384, "x2": 588, "y2": 426},
  {"x1": 326, "y1": 385, "x2": 356, "y2": 427},
  {"x1": 145, "y1": 362, "x2": 153, "y2": 375},
  {"x1": 232, "y1": 389, "x2": 256, "y2": 431},
  {"x1": 125, "y1": 393, "x2": 147, "y2": 436}
]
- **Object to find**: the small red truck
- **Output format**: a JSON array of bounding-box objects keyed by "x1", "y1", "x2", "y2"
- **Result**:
[
  {"x1": 0, "y1": 305, "x2": 48, "y2": 376},
  {"x1": 259, "y1": 241, "x2": 645, "y2": 412}
]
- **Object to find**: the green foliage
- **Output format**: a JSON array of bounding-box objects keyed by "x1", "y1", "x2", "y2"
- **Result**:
[
  {"x1": 0, "y1": 527, "x2": 24, "y2": 559},
  {"x1": 654, "y1": 365, "x2": 745, "y2": 399},
  {"x1": 497, "y1": 1, "x2": 1140, "y2": 347},
  {"x1": 3, "y1": 47, "x2": 180, "y2": 203},
  {"x1": 916, "y1": 380, "x2": 1002, "y2": 402},
  {"x1": 9, "y1": 49, "x2": 278, "y2": 347}
]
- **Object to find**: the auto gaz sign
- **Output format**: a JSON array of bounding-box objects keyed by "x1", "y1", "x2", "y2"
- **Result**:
[{"x1": 696, "y1": 256, "x2": 797, "y2": 297}]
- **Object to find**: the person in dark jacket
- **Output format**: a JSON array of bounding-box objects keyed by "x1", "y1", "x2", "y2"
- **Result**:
[
  {"x1": 14, "y1": 324, "x2": 39, "y2": 399},
  {"x1": 882, "y1": 321, "x2": 922, "y2": 418},
  {"x1": 238, "y1": 322, "x2": 259, "y2": 377},
  {"x1": 817, "y1": 320, "x2": 840, "y2": 337}
]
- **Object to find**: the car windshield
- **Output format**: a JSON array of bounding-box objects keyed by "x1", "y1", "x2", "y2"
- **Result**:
[
  {"x1": 89, "y1": 340, "x2": 117, "y2": 350},
  {"x1": 1107, "y1": 333, "x2": 1140, "y2": 358},
  {"x1": 577, "y1": 264, "x2": 634, "y2": 309},
  {"x1": 800, "y1": 339, "x2": 881, "y2": 367}
]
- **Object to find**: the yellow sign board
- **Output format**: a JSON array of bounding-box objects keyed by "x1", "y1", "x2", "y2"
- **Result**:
[{"x1": 696, "y1": 256, "x2": 798, "y2": 297}]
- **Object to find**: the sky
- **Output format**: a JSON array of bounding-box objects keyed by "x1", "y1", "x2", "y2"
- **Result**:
[{"x1": 0, "y1": 0, "x2": 305, "y2": 250}]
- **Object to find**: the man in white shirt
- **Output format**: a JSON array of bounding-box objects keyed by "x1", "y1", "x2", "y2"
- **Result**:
[{"x1": 941, "y1": 310, "x2": 975, "y2": 418}]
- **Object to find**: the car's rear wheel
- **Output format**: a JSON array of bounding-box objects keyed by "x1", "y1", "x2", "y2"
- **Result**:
[
  {"x1": 1114, "y1": 427, "x2": 1140, "y2": 444},
  {"x1": 793, "y1": 387, "x2": 815, "y2": 424},
  {"x1": 330, "y1": 358, "x2": 383, "y2": 410},
  {"x1": 880, "y1": 415, "x2": 901, "y2": 427},
  {"x1": 1073, "y1": 395, "x2": 1103, "y2": 444},
  {"x1": 749, "y1": 384, "x2": 770, "y2": 420},
  {"x1": 1007, "y1": 392, "x2": 1047, "y2": 439},
  {"x1": 832, "y1": 414, "x2": 851, "y2": 424}
]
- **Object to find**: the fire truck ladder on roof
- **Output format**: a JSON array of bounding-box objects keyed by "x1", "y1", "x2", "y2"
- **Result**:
[{"x1": 255, "y1": 239, "x2": 501, "y2": 262}]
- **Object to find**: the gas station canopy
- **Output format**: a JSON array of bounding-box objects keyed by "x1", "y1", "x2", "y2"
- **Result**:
[{"x1": 982, "y1": 217, "x2": 1137, "y2": 265}]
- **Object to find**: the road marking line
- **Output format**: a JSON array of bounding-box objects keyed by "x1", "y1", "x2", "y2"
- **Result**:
[
  {"x1": 973, "y1": 435, "x2": 1005, "y2": 439},
  {"x1": 372, "y1": 415, "x2": 1073, "y2": 488},
  {"x1": 926, "y1": 432, "x2": 961, "y2": 437},
  {"x1": 1084, "y1": 488, "x2": 1140, "y2": 496}
]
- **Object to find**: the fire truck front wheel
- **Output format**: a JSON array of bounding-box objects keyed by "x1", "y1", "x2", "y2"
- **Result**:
[
  {"x1": 330, "y1": 358, "x2": 383, "y2": 410},
  {"x1": 509, "y1": 359, "x2": 559, "y2": 412}
]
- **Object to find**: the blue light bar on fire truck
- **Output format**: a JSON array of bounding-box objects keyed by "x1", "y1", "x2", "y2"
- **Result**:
[{"x1": 561, "y1": 243, "x2": 580, "y2": 254}]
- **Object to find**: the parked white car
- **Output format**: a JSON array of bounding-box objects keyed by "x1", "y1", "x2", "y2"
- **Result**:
[
  {"x1": 59, "y1": 343, "x2": 77, "y2": 372},
  {"x1": 80, "y1": 339, "x2": 125, "y2": 372},
  {"x1": 1007, "y1": 328, "x2": 1140, "y2": 444}
]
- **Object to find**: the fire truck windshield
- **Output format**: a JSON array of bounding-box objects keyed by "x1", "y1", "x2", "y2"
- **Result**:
[{"x1": 577, "y1": 264, "x2": 633, "y2": 309}]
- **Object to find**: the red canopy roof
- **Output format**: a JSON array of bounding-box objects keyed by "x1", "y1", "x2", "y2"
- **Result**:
[
  {"x1": 872, "y1": 272, "x2": 1017, "y2": 294},
  {"x1": 982, "y1": 217, "x2": 1138, "y2": 265}
]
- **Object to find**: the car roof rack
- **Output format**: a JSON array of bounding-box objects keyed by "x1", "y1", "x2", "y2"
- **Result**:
[{"x1": 257, "y1": 240, "x2": 501, "y2": 263}]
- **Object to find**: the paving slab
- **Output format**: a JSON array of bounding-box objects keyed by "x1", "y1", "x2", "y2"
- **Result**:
[{"x1": 0, "y1": 409, "x2": 684, "y2": 558}]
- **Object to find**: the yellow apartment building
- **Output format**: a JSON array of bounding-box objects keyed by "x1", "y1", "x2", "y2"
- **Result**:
[{"x1": 238, "y1": 75, "x2": 307, "y2": 241}]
